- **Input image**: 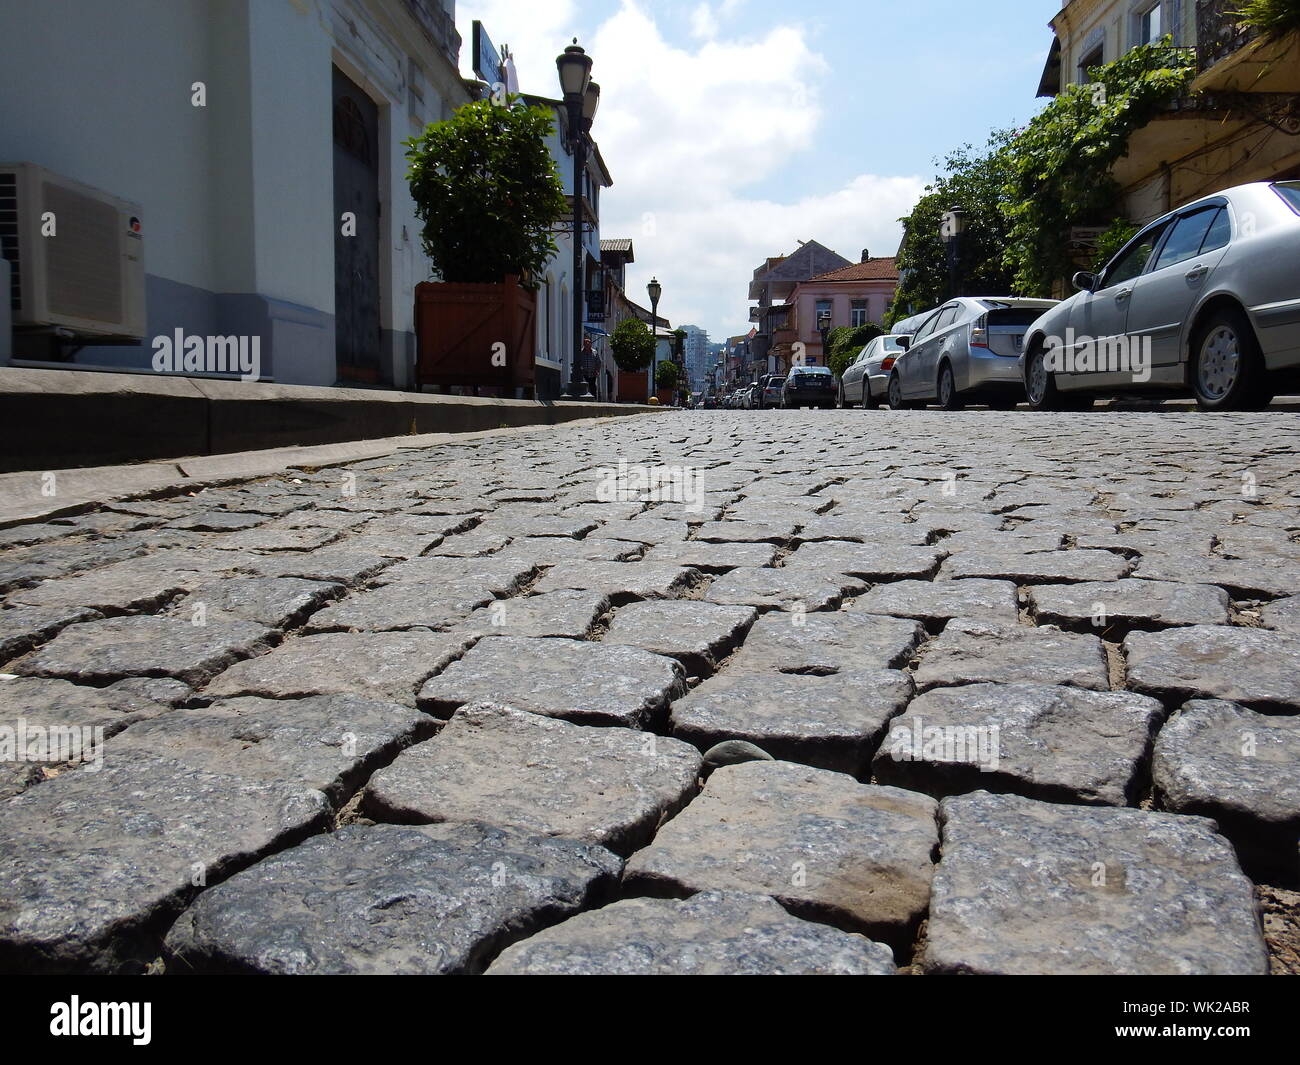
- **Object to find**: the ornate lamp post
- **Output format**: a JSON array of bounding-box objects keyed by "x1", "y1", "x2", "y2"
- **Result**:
[
  {"x1": 646, "y1": 276, "x2": 662, "y2": 403},
  {"x1": 940, "y1": 206, "x2": 967, "y2": 301},
  {"x1": 556, "y1": 41, "x2": 599, "y2": 400},
  {"x1": 817, "y1": 309, "x2": 832, "y2": 368}
]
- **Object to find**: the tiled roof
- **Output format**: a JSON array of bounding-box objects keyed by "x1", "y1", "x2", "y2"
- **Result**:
[
  {"x1": 600, "y1": 238, "x2": 634, "y2": 253},
  {"x1": 808, "y1": 257, "x2": 899, "y2": 282}
]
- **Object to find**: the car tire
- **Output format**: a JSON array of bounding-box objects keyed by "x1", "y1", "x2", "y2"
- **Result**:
[
  {"x1": 1191, "y1": 307, "x2": 1266, "y2": 411},
  {"x1": 1024, "y1": 343, "x2": 1068, "y2": 412},
  {"x1": 862, "y1": 382, "x2": 877, "y2": 410},
  {"x1": 937, "y1": 363, "x2": 963, "y2": 411},
  {"x1": 887, "y1": 372, "x2": 909, "y2": 411}
]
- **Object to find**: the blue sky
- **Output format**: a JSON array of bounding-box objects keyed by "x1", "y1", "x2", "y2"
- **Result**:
[{"x1": 456, "y1": 0, "x2": 1063, "y2": 339}]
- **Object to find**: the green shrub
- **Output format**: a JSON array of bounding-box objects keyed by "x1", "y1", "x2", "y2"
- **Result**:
[
  {"x1": 611, "y1": 318, "x2": 656, "y2": 372},
  {"x1": 406, "y1": 98, "x2": 568, "y2": 286}
]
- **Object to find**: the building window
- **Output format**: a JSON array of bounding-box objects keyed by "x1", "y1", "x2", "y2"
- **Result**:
[
  {"x1": 1137, "y1": 2, "x2": 1162, "y2": 45},
  {"x1": 851, "y1": 299, "x2": 868, "y2": 327},
  {"x1": 1078, "y1": 42, "x2": 1104, "y2": 82},
  {"x1": 814, "y1": 298, "x2": 833, "y2": 329}
]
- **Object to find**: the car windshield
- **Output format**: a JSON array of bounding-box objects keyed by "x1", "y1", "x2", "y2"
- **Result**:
[
  {"x1": 1273, "y1": 181, "x2": 1300, "y2": 215},
  {"x1": 796, "y1": 366, "x2": 832, "y2": 375},
  {"x1": 882, "y1": 337, "x2": 905, "y2": 351},
  {"x1": 767, "y1": 377, "x2": 784, "y2": 385}
]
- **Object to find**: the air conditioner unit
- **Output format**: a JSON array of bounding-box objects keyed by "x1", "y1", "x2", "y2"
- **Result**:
[{"x1": 0, "y1": 163, "x2": 146, "y2": 340}]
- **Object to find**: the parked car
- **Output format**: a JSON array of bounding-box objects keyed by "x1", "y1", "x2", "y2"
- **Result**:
[
  {"x1": 759, "y1": 374, "x2": 786, "y2": 408},
  {"x1": 840, "y1": 334, "x2": 909, "y2": 408},
  {"x1": 1021, "y1": 181, "x2": 1300, "y2": 411},
  {"x1": 781, "y1": 365, "x2": 837, "y2": 408},
  {"x1": 700, "y1": 393, "x2": 718, "y2": 409},
  {"x1": 888, "y1": 296, "x2": 1059, "y2": 410}
]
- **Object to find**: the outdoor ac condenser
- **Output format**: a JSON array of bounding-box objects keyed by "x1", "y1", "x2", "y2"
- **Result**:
[{"x1": 0, "y1": 163, "x2": 146, "y2": 339}]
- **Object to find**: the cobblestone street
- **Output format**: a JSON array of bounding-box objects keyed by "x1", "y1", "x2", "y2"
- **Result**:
[{"x1": 1, "y1": 408, "x2": 1298, "y2": 975}]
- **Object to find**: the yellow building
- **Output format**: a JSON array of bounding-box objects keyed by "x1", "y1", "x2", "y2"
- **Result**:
[{"x1": 1038, "y1": 0, "x2": 1300, "y2": 223}]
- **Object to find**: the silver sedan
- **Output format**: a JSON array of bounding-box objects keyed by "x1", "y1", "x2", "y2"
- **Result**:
[
  {"x1": 1021, "y1": 181, "x2": 1300, "y2": 411},
  {"x1": 840, "y1": 334, "x2": 907, "y2": 408},
  {"x1": 888, "y1": 297, "x2": 1058, "y2": 410}
]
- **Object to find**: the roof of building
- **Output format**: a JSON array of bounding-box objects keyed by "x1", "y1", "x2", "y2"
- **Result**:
[
  {"x1": 600, "y1": 238, "x2": 634, "y2": 255},
  {"x1": 806, "y1": 257, "x2": 900, "y2": 283}
]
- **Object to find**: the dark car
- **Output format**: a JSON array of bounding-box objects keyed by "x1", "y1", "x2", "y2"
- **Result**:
[{"x1": 780, "y1": 365, "x2": 837, "y2": 408}]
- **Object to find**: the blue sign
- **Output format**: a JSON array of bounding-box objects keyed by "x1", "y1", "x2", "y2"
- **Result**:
[{"x1": 472, "y1": 22, "x2": 503, "y2": 89}]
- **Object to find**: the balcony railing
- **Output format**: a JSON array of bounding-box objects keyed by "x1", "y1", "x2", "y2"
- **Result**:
[{"x1": 1197, "y1": 0, "x2": 1259, "y2": 72}]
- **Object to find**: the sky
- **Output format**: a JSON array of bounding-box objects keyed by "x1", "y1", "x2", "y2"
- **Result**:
[{"x1": 455, "y1": 0, "x2": 1063, "y2": 341}]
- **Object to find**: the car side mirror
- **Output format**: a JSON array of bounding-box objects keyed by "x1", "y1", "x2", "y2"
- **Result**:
[
  {"x1": 896, "y1": 336, "x2": 911, "y2": 350},
  {"x1": 1073, "y1": 271, "x2": 1099, "y2": 293}
]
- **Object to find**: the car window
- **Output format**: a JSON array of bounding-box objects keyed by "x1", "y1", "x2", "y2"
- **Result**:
[
  {"x1": 910, "y1": 310, "x2": 945, "y2": 343},
  {"x1": 1198, "y1": 208, "x2": 1231, "y2": 254},
  {"x1": 1103, "y1": 222, "x2": 1168, "y2": 287},
  {"x1": 931, "y1": 305, "x2": 961, "y2": 332},
  {"x1": 1273, "y1": 181, "x2": 1300, "y2": 215},
  {"x1": 1153, "y1": 208, "x2": 1220, "y2": 271}
]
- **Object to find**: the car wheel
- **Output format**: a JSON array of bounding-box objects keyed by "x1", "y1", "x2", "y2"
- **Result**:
[
  {"x1": 1024, "y1": 343, "x2": 1066, "y2": 412},
  {"x1": 887, "y1": 373, "x2": 908, "y2": 410},
  {"x1": 1191, "y1": 308, "x2": 1265, "y2": 411},
  {"x1": 862, "y1": 381, "x2": 877, "y2": 410},
  {"x1": 937, "y1": 363, "x2": 963, "y2": 411}
]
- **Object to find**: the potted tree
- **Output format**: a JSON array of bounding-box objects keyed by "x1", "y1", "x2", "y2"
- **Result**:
[
  {"x1": 610, "y1": 317, "x2": 655, "y2": 403},
  {"x1": 406, "y1": 97, "x2": 569, "y2": 395},
  {"x1": 655, "y1": 359, "x2": 680, "y2": 406}
]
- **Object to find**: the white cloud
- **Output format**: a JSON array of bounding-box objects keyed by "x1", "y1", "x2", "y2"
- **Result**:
[{"x1": 457, "y1": 1, "x2": 927, "y2": 339}]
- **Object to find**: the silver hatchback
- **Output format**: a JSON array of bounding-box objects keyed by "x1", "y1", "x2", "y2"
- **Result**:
[
  {"x1": 888, "y1": 297, "x2": 1059, "y2": 410},
  {"x1": 1021, "y1": 181, "x2": 1300, "y2": 411}
]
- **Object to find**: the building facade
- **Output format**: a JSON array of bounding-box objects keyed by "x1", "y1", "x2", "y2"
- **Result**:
[
  {"x1": 786, "y1": 255, "x2": 899, "y2": 366},
  {"x1": 747, "y1": 240, "x2": 852, "y2": 375},
  {"x1": 1038, "y1": 0, "x2": 1300, "y2": 224},
  {"x1": 1, "y1": 0, "x2": 470, "y2": 388}
]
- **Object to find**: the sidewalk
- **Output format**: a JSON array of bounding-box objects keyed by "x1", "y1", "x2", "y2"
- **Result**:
[{"x1": 0, "y1": 367, "x2": 655, "y2": 475}]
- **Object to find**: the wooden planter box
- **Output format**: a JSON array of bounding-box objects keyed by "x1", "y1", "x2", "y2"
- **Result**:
[
  {"x1": 656, "y1": 387, "x2": 675, "y2": 405},
  {"x1": 415, "y1": 275, "x2": 536, "y2": 393},
  {"x1": 617, "y1": 369, "x2": 648, "y2": 403}
]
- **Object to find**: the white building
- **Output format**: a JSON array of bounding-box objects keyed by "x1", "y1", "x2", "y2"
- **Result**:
[{"x1": 0, "y1": 0, "x2": 469, "y2": 388}]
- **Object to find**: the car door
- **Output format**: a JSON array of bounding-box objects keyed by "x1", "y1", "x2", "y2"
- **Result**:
[
  {"x1": 899, "y1": 310, "x2": 945, "y2": 398},
  {"x1": 1125, "y1": 204, "x2": 1231, "y2": 372},
  {"x1": 843, "y1": 343, "x2": 869, "y2": 400},
  {"x1": 1064, "y1": 220, "x2": 1170, "y2": 387},
  {"x1": 913, "y1": 304, "x2": 960, "y2": 398}
]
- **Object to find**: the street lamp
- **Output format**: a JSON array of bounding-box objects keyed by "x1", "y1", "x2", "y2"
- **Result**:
[
  {"x1": 647, "y1": 276, "x2": 662, "y2": 403},
  {"x1": 557, "y1": 40, "x2": 596, "y2": 400},
  {"x1": 940, "y1": 206, "x2": 967, "y2": 300},
  {"x1": 817, "y1": 309, "x2": 833, "y2": 368}
]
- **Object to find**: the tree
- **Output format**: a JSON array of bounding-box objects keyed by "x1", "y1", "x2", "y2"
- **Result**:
[
  {"x1": 610, "y1": 318, "x2": 656, "y2": 372},
  {"x1": 405, "y1": 97, "x2": 569, "y2": 286},
  {"x1": 826, "y1": 323, "x2": 885, "y2": 378},
  {"x1": 891, "y1": 132, "x2": 1018, "y2": 323},
  {"x1": 1001, "y1": 41, "x2": 1197, "y2": 294}
]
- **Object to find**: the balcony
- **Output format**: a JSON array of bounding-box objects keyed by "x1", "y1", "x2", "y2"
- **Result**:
[{"x1": 1193, "y1": 0, "x2": 1300, "y2": 92}]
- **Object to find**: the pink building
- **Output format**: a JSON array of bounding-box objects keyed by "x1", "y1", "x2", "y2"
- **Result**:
[{"x1": 785, "y1": 257, "x2": 899, "y2": 367}]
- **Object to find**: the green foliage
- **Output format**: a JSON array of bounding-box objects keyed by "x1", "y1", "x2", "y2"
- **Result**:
[
  {"x1": 1092, "y1": 218, "x2": 1141, "y2": 271},
  {"x1": 892, "y1": 132, "x2": 1018, "y2": 320},
  {"x1": 655, "y1": 360, "x2": 680, "y2": 389},
  {"x1": 610, "y1": 317, "x2": 656, "y2": 372},
  {"x1": 826, "y1": 323, "x2": 885, "y2": 378},
  {"x1": 1002, "y1": 41, "x2": 1196, "y2": 294},
  {"x1": 405, "y1": 97, "x2": 569, "y2": 286},
  {"x1": 1235, "y1": 0, "x2": 1300, "y2": 38}
]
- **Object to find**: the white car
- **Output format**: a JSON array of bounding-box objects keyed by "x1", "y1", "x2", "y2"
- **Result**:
[
  {"x1": 1021, "y1": 181, "x2": 1300, "y2": 411},
  {"x1": 840, "y1": 334, "x2": 908, "y2": 408}
]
